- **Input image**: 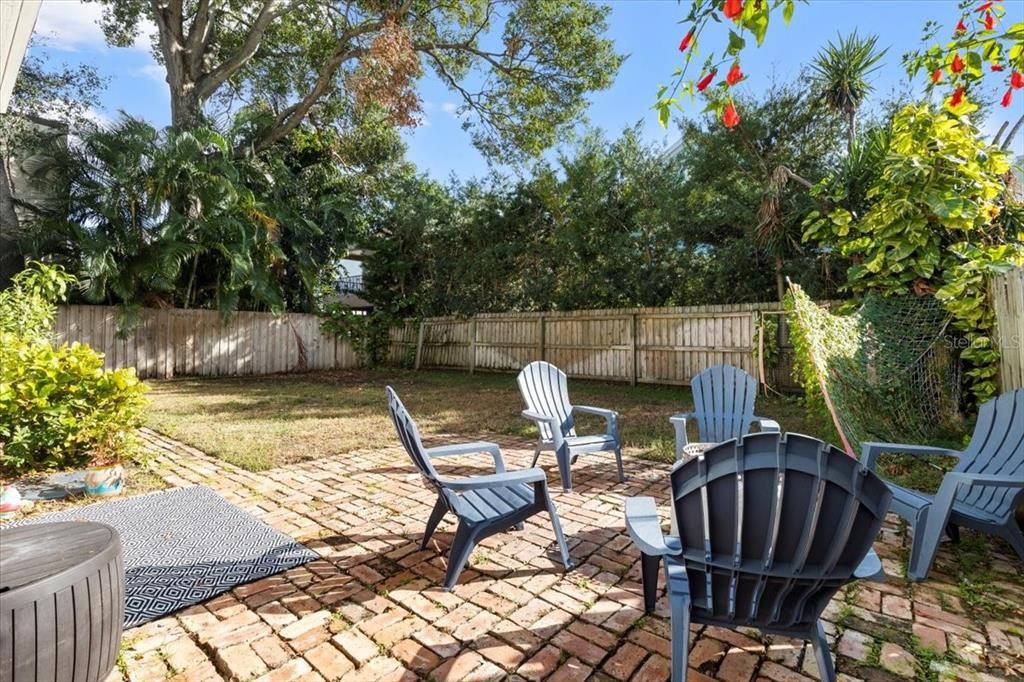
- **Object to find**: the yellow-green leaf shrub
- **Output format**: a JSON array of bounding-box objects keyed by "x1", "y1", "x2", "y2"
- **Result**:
[{"x1": 0, "y1": 333, "x2": 149, "y2": 474}]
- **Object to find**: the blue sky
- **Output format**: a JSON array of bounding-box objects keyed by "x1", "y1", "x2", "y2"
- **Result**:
[{"x1": 27, "y1": 0, "x2": 1024, "y2": 183}]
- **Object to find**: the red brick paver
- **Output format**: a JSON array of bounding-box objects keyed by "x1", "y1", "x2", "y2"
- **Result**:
[{"x1": 97, "y1": 428, "x2": 1024, "y2": 681}]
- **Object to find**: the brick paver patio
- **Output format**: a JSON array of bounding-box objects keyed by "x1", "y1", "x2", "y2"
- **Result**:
[{"x1": 106, "y1": 429, "x2": 1024, "y2": 682}]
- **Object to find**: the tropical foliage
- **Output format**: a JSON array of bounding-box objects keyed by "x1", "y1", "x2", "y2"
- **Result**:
[
  {"x1": 803, "y1": 105, "x2": 1024, "y2": 402},
  {"x1": 24, "y1": 113, "x2": 401, "y2": 316},
  {"x1": 0, "y1": 262, "x2": 148, "y2": 475}
]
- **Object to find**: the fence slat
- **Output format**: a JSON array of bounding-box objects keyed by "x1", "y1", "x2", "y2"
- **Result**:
[{"x1": 993, "y1": 267, "x2": 1024, "y2": 392}]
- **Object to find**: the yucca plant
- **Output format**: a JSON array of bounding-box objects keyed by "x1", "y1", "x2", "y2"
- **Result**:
[{"x1": 809, "y1": 32, "x2": 887, "y2": 151}]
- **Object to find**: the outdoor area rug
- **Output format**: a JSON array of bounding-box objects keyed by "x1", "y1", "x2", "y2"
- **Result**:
[{"x1": 11, "y1": 485, "x2": 318, "y2": 627}]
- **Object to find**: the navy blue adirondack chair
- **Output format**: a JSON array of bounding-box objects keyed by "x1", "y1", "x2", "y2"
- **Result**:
[
  {"x1": 861, "y1": 388, "x2": 1024, "y2": 580},
  {"x1": 671, "y1": 364, "x2": 780, "y2": 461},
  {"x1": 626, "y1": 432, "x2": 891, "y2": 682},
  {"x1": 517, "y1": 361, "x2": 625, "y2": 492},
  {"x1": 386, "y1": 386, "x2": 574, "y2": 590}
]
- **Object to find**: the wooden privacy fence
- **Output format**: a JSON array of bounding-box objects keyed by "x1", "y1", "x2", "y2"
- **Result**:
[
  {"x1": 992, "y1": 267, "x2": 1024, "y2": 392},
  {"x1": 54, "y1": 305, "x2": 359, "y2": 379},
  {"x1": 394, "y1": 302, "x2": 796, "y2": 388}
]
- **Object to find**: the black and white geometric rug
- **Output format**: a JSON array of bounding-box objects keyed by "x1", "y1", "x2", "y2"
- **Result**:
[{"x1": 11, "y1": 486, "x2": 318, "y2": 628}]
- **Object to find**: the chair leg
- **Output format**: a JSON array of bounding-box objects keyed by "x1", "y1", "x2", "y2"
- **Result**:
[
  {"x1": 641, "y1": 552, "x2": 659, "y2": 613},
  {"x1": 556, "y1": 444, "x2": 573, "y2": 492},
  {"x1": 906, "y1": 507, "x2": 935, "y2": 581},
  {"x1": 544, "y1": 491, "x2": 575, "y2": 570},
  {"x1": 1001, "y1": 523, "x2": 1024, "y2": 560},
  {"x1": 668, "y1": 588, "x2": 691, "y2": 682},
  {"x1": 614, "y1": 446, "x2": 626, "y2": 483},
  {"x1": 946, "y1": 523, "x2": 960, "y2": 544},
  {"x1": 421, "y1": 495, "x2": 448, "y2": 550},
  {"x1": 810, "y1": 621, "x2": 836, "y2": 682},
  {"x1": 673, "y1": 421, "x2": 687, "y2": 462},
  {"x1": 530, "y1": 444, "x2": 543, "y2": 468},
  {"x1": 443, "y1": 522, "x2": 478, "y2": 591}
]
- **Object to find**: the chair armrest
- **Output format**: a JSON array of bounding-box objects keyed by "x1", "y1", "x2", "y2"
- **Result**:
[
  {"x1": 860, "y1": 442, "x2": 960, "y2": 471},
  {"x1": 670, "y1": 412, "x2": 696, "y2": 457},
  {"x1": 441, "y1": 467, "x2": 547, "y2": 491},
  {"x1": 624, "y1": 497, "x2": 679, "y2": 557},
  {"x1": 426, "y1": 441, "x2": 505, "y2": 473},
  {"x1": 853, "y1": 548, "x2": 885, "y2": 582},
  {"x1": 522, "y1": 409, "x2": 558, "y2": 427},
  {"x1": 752, "y1": 416, "x2": 781, "y2": 432},
  {"x1": 573, "y1": 405, "x2": 619, "y2": 439}
]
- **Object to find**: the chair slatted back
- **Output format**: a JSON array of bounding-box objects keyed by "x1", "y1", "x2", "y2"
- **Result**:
[
  {"x1": 386, "y1": 386, "x2": 443, "y2": 493},
  {"x1": 691, "y1": 365, "x2": 758, "y2": 443},
  {"x1": 671, "y1": 432, "x2": 890, "y2": 631},
  {"x1": 954, "y1": 389, "x2": 1024, "y2": 519},
  {"x1": 517, "y1": 361, "x2": 576, "y2": 442}
]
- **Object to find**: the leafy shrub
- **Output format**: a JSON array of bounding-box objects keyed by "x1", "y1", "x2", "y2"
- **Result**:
[
  {"x1": 0, "y1": 261, "x2": 149, "y2": 475},
  {"x1": 0, "y1": 335, "x2": 149, "y2": 473}
]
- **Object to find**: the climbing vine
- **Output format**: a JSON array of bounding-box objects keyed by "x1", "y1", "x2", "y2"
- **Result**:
[
  {"x1": 802, "y1": 105, "x2": 1024, "y2": 403},
  {"x1": 318, "y1": 303, "x2": 400, "y2": 367}
]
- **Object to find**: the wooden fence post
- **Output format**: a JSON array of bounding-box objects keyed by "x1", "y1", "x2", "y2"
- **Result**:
[
  {"x1": 414, "y1": 321, "x2": 426, "y2": 370},
  {"x1": 468, "y1": 318, "x2": 477, "y2": 375},
  {"x1": 538, "y1": 314, "x2": 546, "y2": 361},
  {"x1": 630, "y1": 313, "x2": 638, "y2": 386}
]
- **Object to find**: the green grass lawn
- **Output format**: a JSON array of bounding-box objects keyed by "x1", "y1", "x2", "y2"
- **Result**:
[{"x1": 145, "y1": 368, "x2": 831, "y2": 471}]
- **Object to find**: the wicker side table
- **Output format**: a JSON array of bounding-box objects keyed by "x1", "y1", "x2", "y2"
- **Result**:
[{"x1": 0, "y1": 521, "x2": 124, "y2": 682}]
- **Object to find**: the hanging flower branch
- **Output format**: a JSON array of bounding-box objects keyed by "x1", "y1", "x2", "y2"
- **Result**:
[{"x1": 658, "y1": 0, "x2": 1024, "y2": 129}]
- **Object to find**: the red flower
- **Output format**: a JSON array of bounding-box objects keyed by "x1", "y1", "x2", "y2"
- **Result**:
[
  {"x1": 722, "y1": 101, "x2": 740, "y2": 128},
  {"x1": 723, "y1": 0, "x2": 743, "y2": 20},
  {"x1": 955, "y1": 18, "x2": 968, "y2": 33},
  {"x1": 931, "y1": 68, "x2": 943, "y2": 84},
  {"x1": 976, "y1": 1, "x2": 993, "y2": 11},
  {"x1": 991, "y1": 63, "x2": 1005, "y2": 71},
  {"x1": 1002, "y1": 88, "x2": 1013, "y2": 108},
  {"x1": 951, "y1": 86, "x2": 964, "y2": 107},
  {"x1": 726, "y1": 62, "x2": 743, "y2": 86},
  {"x1": 679, "y1": 30, "x2": 694, "y2": 52},
  {"x1": 984, "y1": 12, "x2": 995, "y2": 30},
  {"x1": 951, "y1": 53, "x2": 964, "y2": 73},
  {"x1": 1012, "y1": 71, "x2": 1024, "y2": 89},
  {"x1": 696, "y1": 71, "x2": 716, "y2": 91}
]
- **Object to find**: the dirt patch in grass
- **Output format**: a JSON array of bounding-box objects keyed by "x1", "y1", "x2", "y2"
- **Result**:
[{"x1": 145, "y1": 368, "x2": 832, "y2": 471}]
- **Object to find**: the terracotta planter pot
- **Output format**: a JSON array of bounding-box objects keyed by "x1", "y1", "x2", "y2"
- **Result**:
[{"x1": 84, "y1": 465, "x2": 125, "y2": 496}]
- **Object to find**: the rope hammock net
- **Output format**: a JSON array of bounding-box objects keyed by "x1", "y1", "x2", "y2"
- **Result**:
[{"x1": 787, "y1": 283, "x2": 964, "y2": 455}]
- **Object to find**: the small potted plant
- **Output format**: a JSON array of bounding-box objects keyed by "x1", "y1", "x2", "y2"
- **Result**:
[{"x1": 84, "y1": 443, "x2": 126, "y2": 496}]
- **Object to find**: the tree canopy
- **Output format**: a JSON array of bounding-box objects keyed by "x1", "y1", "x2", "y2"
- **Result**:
[{"x1": 94, "y1": 0, "x2": 622, "y2": 159}]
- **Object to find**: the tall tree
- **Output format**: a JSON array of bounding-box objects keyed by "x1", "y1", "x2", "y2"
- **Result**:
[
  {"x1": 95, "y1": 0, "x2": 621, "y2": 158},
  {"x1": 807, "y1": 31, "x2": 887, "y2": 151}
]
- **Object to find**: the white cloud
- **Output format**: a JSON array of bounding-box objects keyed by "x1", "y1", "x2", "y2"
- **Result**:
[
  {"x1": 34, "y1": 0, "x2": 155, "y2": 52},
  {"x1": 440, "y1": 101, "x2": 459, "y2": 116},
  {"x1": 137, "y1": 63, "x2": 166, "y2": 83}
]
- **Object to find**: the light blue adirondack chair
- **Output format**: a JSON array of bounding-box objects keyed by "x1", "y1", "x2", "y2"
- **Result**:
[
  {"x1": 861, "y1": 388, "x2": 1024, "y2": 580},
  {"x1": 671, "y1": 364, "x2": 779, "y2": 460},
  {"x1": 385, "y1": 386, "x2": 574, "y2": 590},
  {"x1": 517, "y1": 361, "x2": 625, "y2": 492},
  {"x1": 626, "y1": 432, "x2": 891, "y2": 682}
]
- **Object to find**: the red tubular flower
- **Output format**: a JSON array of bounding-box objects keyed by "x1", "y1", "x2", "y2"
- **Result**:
[
  {"x1": 1002, "y1": 88, "x2": 1013, "y2": 108},
  {"x1": 951, "y1": 53, "x2": 964, "y2": 73},
  {"x1": 723, "y1": 101, "x2": 740, "y2": 128},
  {"x1": 679, "y1": 30, "x2": 694, "y2": 52},
  {"x1": 976, "y1": 1, "x2": 993, "y2": 11},
  {"x1": 723, "y1": 0, "x2": 743, "y2": 20},
  {"x1": 951, "y1": 86, "x2": 964, "y2": 107},
  {"x1": 696, "y1": 71, "x2": 716, "y2": 91},
  {"x1": 1012, "y1": 71, "x2": 1024, "y2": 89},
  {"x1": 991, "y1": 63, "x2": 1005, "y2": 71},
  {"x1": 726, "y1": 62, "x2": 743, "y2": 86},
  {"x1": 985, "y1": 12, "x2": 995, "y2": 30},
  {"x1": 955, "y1": 18, "x2": 968, "y2": 34},
  {"x1": 931, "y1": 68, "x2": 942, "y2": 84}
]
